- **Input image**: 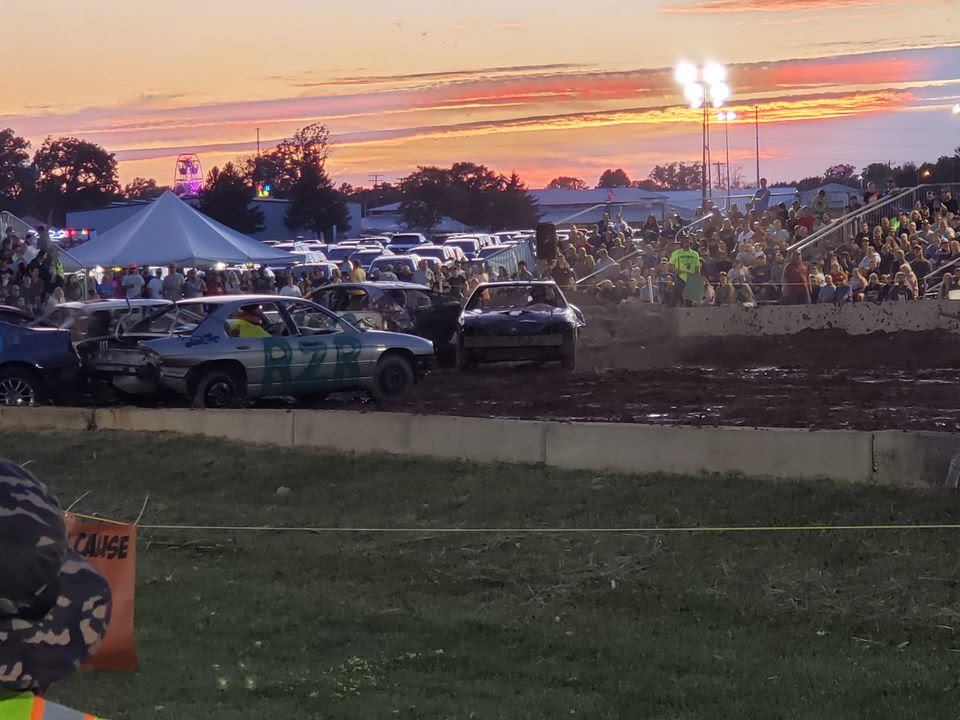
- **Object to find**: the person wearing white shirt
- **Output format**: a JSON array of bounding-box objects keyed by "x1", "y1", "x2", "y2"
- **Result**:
[
  {"x1": 121, "y1": 266, "x2": 145, "y2": 298},
  {"x1": 146, "y1": 270, "x2": 164, "y2": 299},
  {"x1": 278, "y1": 276, "x2": 302, "y2": 297}
]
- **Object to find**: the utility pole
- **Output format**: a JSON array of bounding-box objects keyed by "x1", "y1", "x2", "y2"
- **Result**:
[
  {"x1": 368, "y1": 173, "x2": 383, "y2": 188},
  {"x1": 256, "y1": 128, "x2": 261, "y2": 157},
  {"x1": 714, "y1": 162, "x2": 724, "y2": 193},
  {"x1": 754, "y1": 106, "x2": 760, "y2": 186}
]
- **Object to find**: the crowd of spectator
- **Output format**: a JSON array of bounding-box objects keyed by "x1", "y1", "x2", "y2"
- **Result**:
[
  {"x1": 556, "y1": 182, "x2": 960, "y2": 306},
  {"x1": 0, "y1": 226, "x2": 74, "y2": 315},
  {"x1": 3, "y1": 181, "x2": 958, "y2": 317}
]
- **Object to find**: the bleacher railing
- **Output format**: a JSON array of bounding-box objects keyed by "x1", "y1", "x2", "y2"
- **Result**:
[{"x1": 788, "y1": 183, "x2": 960, "y2": 258}]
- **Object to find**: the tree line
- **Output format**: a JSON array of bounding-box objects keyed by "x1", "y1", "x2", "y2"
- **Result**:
[
  {"x1": 0, "y1": 125, "x2": 539, "y2": 235},
  {"x1": 548, "y1": 150, "x2": 960, "y2": 192}
]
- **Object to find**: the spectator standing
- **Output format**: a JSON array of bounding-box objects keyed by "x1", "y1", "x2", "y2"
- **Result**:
[
  {"x1": 120, "y1": 264, "x2": 145, "y2": 298},
  {"x1": 147, "y1": 269, "x2": 164, "y2": 299},
  {"x1": 752, "y1": 178, "x2": 771, "y2": 212},
  {"x1": 782, "y1": 252, "x2": 811, "y2": 304},
  {"x1": 163, "y1": 263, "x2": 184, "y2": 300},
  {"x1": 349, "y1": 259, "x2": 367, "y2": 283},
  {"x1": 413, "y1": 260, "x2": 434, "y2": 286},
  {"x1": 184, "y1": 269, "x2": 206, "y2": 298},
  {"x1": 279, "y1": 275, "x2": 302, "y2": 297}
]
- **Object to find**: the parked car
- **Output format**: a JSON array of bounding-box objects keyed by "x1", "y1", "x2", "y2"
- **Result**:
[
  {"x1": 369, "y1": 255, "x2": 422, "y2": 277},
  {"x1": 350, "y1": 247, "x2": 394, "y2": 270},
  {"x1": 457, "y1": 281, "x2": 585, "y2": 371},
  {"x1": 412, "y1": 245, "x2": 459, "y2": 267},
  {"x1": 325, "y1": 244, "x2": 362, "y2": 263},
  {"x1": 387, "y1": 233, "x2": 430, "y2": 254},
  {"x1": 95, "y1": 295, "x2": 435, "y2": 407},
  {"x1": 309, "y1": 282, "x2": 461, "y2": 365},
  {"x1": 0, "y1": 315, "x2": 79, "y2": 405},
  {"x1": 443, "y1": 237, "x2": 481, "y2": 259}
]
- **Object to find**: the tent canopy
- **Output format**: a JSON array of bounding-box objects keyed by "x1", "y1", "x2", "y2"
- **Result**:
[{"x1": 63, "y1": 191, "x2": 295, "y2": 269}]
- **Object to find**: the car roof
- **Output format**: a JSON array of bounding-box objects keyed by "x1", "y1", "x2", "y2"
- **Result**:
[
  {"x1": 56, "y1": 299, "x2": 172, "y2": 310},
  {"x1": 474, "y1": 280, "x2": 560, "y2": 289},
  {"x1": 323, "y1": 282, "x2": 431, "y2": 291},
  {"x1": 175, "y1": 294, "x2": 318, "y2": 305}
]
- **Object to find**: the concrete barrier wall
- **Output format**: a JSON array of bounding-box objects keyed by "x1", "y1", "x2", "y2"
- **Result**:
[
  {"x1": 673, "y1": 299, "x2": 960, "y2": 338},
  {"x1": 1, "y1": 407, "x2": 955, "y2": 488},
  {"x1": 570, "y1": 298, "x2": 960, "y2": 343}
]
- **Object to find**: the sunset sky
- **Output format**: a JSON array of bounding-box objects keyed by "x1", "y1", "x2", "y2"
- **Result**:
[{"x1": 4, "y1": 0, "x2": 959, "y2": 190}]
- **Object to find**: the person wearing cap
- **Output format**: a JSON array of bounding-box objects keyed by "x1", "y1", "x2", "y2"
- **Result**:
[
  {"x1": 120, "y1": 264, "x2": 144, "y2": 299},
  {"x1": 0, "y1": 459, "x2": 112, "y2": 719}
]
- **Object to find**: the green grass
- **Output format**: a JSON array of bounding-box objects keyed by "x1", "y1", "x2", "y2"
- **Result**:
[{"x1": 5, "y1": 430, "x2": 960, "y2": 719}]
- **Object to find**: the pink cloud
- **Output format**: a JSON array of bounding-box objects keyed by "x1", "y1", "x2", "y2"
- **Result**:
[{"x1": 661, "y1": 0, "x2": 944, "y2": 12}]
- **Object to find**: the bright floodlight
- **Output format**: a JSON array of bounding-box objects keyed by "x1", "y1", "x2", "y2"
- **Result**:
[
  {"x1": 717, "y1": 110, "x2": 737, "y2": 121},
  {"x1": 684, "y1": 83, "x2": 705, "y2": 108},
  {"x1": 710, "y1": 82, "x2": 731, "y2": 106},
  {"x1": 953, "y1": 103, "x2": 960, "y2": 115},
  {"x1": 675, "y1": 62, "x2": 698, "y2": 86},
  {"x1": 703, "y1": 63, "x2": 726, "y2": 86}
]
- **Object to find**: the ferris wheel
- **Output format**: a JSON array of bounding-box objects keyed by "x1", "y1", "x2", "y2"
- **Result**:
[{"x1": 172, "y1": 154, "x2": 203, "y2": 197}]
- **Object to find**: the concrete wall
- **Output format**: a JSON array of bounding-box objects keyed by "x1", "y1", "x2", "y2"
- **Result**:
[
  {"x1": 566, "y1": 297, "x2": 960, "y2": 343},
  {"x1": 2, "y1": 407, "x2": 956, "y2": 488},
  {"x1": 673, "y1": 299, "x2": 960, "y2": 338}
]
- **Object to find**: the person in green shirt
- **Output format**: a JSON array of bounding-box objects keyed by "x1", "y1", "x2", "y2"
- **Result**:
[
  {"x1": 668, "y1": 237, "x2": 703, "y2": 306},
  {"x1": 668, "y1": 236, "x2": 702, "y2": 282}
]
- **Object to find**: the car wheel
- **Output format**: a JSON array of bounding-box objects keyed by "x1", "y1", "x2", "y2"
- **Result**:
[
  {"x1": 369, "y1": 354, "x2": 415, "y2": 404},
  {"x1": 193, "y1": 368, "x2": 243, "y2": 409},
  {"x1": 560, "y1": 333, "x2": 577, "y2": 372},
  {"x1": 0, "y1": 368, "x2": 42, "y2": 406}
]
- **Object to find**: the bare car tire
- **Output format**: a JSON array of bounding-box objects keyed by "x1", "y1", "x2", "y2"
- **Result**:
[
  {"x1": 369, "y1": 355, "x2": 415, "y2": 404},
  {"x1": 0, "y1": 367, "x2": 43, "y2": 406},
  {"x1": 193, "y1": 368, "x2": 243, "y2": 409}
]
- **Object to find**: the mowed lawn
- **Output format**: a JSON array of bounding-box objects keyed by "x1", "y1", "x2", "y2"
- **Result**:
[{"x1": 5, "y1": 430, "x2": 960, "y2": 719}]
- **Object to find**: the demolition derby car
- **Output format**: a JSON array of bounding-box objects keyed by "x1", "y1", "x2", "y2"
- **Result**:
[
  {"x1": 307, "y1": 282, "x2": 461, "y2": 366},
  {"x1": 83, "y1": 295, "x2": 435, "y2": 407},
  {"x1": 456, "y1": 281, "x2": 586, "y2": 371},
  {"x1": 0, "y1": 306, "x2": 78, "y2": 405}
]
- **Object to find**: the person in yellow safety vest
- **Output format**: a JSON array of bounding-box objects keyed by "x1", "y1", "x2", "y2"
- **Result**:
[
  {"x1": 0, "y1": 459, "x2": 113, "y2": 720},
  {"x1": 227, "y1": 305, "x2": 271, "y2": 338}
]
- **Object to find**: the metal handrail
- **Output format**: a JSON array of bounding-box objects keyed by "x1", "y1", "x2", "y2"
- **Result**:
[
  {"x1": 788, "y1": 183, "x2": 960, "y2": 257},
  {"x1": 574, "y1": 249, "x2": 643, "y2": 286}
]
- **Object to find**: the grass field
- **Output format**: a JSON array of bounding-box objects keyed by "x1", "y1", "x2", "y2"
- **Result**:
[{"x1": 4, "y1": 430, "x2": 960, "y2": 719}]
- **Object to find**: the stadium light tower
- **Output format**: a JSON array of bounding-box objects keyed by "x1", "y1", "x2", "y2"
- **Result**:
[
  {"x1": 675, "y1": 62, "x2": 732, "y2": 205},
  {"x1": 717, "y1": 110, "x2": 737, "y2": 204}
]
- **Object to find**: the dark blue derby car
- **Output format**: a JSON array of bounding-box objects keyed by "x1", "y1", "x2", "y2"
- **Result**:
[{"x1": 456, "y1": 281, "x2": 586, "y2": 371}]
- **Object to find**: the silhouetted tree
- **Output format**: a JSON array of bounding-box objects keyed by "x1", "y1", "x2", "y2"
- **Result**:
[
  {"x1": 596, "y1": 169, "x2": 632, "y2": 188},
  {"x1": 33, "y1": 136, "x2": 119, "y2": 224},
  {"x1": 0, "y1": 128, "x2": 33, "y2": 214},
  {"x1": 198, "y1": 162, "x2": 264, "y2": 234},
  {"x1": 546, "y1": 176, "x2": 588, "y2": 190},
  {"x1": 285, "y1": 163, "x2": 349, "y2": 240}
]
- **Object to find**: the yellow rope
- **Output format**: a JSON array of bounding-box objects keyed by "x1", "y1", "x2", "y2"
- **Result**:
[{"x1": 66, "y1": 513, "x2": 960, "y2": 534}]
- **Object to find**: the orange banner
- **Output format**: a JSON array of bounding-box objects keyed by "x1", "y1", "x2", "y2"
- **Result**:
[{"x1": 65, "y1": 514, "x2": 138, "y2": 670}]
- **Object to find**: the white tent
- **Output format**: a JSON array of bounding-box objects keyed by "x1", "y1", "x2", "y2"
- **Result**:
[{"x1": 63, "y1": 191, "x2": 295, "y2": 269}]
